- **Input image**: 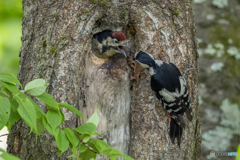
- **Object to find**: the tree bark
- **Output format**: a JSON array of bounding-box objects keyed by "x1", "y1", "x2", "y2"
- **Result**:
[{"x1": 7, "y1": 0, "x2": 201, "y2": 160}]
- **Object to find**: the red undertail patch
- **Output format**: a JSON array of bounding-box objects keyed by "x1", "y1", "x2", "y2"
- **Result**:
[{"x1": 168, "y1": 113, "x2": 171, "y2": 120}]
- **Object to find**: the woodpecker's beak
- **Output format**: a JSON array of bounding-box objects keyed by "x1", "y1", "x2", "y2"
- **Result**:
[
  {"x1": 122, "y1": 44, "x2": 131, "y2": 49},
  {"x1": 118, "y1": 46, "x2": 127, "y2": 57},
  {"x1": 119, "y1": 44, "x2": 131, "y2": 57}
]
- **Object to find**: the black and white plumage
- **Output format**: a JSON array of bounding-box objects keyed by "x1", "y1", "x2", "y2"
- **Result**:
[
  {"x1": 135, "y1": 51, "x2": 192, "y2": 146},
  {"x1": 92, "y1": 30, "x2": 128, "y2": 58}
]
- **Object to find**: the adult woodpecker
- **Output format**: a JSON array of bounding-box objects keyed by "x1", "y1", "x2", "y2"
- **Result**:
[
  {"x1": 92, "y1": 30, "x2": 128, "y2": 58},
  {"x1": 135, "y1": 51, "x2": 192, "y2": 146}
]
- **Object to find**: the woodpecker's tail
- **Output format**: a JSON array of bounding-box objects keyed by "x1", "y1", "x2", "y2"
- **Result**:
[{"x1": 169, "y1": 117, "x2": 183, "y2": 147}]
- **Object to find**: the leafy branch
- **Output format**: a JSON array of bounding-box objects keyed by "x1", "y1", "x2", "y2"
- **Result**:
[{"x1": 0, "y1": 73, "x2": 134, "y2": 160}]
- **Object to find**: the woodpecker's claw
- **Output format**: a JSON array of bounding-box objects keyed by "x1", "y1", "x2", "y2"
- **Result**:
[
  {"x1": 120, "y1": 44, "x2": 135, "y2": 57},
  {"x1": 183, "y1": 68, "x2": 193, "y2": 77}
]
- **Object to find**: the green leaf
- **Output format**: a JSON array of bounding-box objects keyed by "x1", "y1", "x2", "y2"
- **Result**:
[
  {"x1": 56, "y1": 129, "x2": 69, "y2": 154},
  {"x1": 15, "y1": 96, "x2": 37, "y2": 132},
  {"x1": 86, "y1": 140, "x2": 100, "y2": 153},
  {"x1": 25, "y1": 79, "x2": 49, "y2": 96},
  {"x1": 0, "y1": 148, "x2": 21, "y2": 160},
  {"x1": 0, "y1": 91, "x2": 6, "y2": 97},
  {"x1": 108, "y1": 150, "x2": 133, "y2": 160},
  {"x1": 1, "y1": 87, "x2": 10, "y2": 93},
  {"x1": 8, "y1": 97, "x2": 19, "y2": 111},
  {"x1": 46, "y1": 110, "x2": 62, "y2": 130},
  {"x1": 103, "y1": 149, "x2": 124, "y2": 158},
  {"x1": 87, "y1": 106, "x2": 99, "y2": 126},
  {"x1": 37, "y1": 92, "x2": 59, "y2": 110},
  {"x1": 121, "y1": 154, "x2": 134, "y2": 160},
  {"x1": 82, "y1": 134, "x2": 91, "y2": 143},
  {"x1": 0, "y1": 97, "x2": 11, "y2": 130},
  {"x1": 110, "y1": 156, "x2": 119, "y2": 160},
  {"x1": 30, "y1": 101, "x2": 45, "y2": 119},
  {"x1": 14, "y1": 92, "x2": 45, "y2": 118},
  {"x1": 58, "y1": 103, "x2": 85, "y2": 121},
  {"x1": 6, "y1": 107, "x2": 21, "y2": 131},
  {"x1": 79, "y1": 143, "x2": 87, "y2": 153},
  {"x1": 75, "y1": 123, "x2": 96, "y2": 135},
  {"x1": 79, "y1": 149, "x2": 96, "y2": 160},
  {"x1": 0, "y1": 73, "x2": 22, "y2": 88},
  {"x1": 33, "y1": 117, "x2": 45, "y2": 135},
  {"x1": 42, "y1": 116, "x2": 53, "y2": 135},
  {"x1": 68, "y1": 145, "x2": 78, "y2": 158},
  {"x1": 5, "y1": 97, "x2": 21, "y2": 131},
  {"x1": 60, "y1": 109, "x2": 65, "y2": 124},
  {"x1": 68, "y1": 144, "x2": 87, "y2": 158},
  {"x1": 65, "y1": 128, "x2": 79, "y2": 147},
  {"x1": 93, "y1": 139, "x2": 111, "y2": 153},
  {"x1": 1, "y1": 82, "x2": 19, "y2": 93},
  {"x1": 237, "y1": 144, "x2": 240, "y2": 160},
  {"x1": 92, "y1": 140, "x2": 134, "y2": 160}
]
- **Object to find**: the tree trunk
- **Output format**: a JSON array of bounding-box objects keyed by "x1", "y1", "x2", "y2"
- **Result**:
[{"x1": 7, "y1": 0, "x2": 201, "y2": 159}]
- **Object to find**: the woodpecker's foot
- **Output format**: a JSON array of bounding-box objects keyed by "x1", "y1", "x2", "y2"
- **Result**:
[
  {"x1": 183, "y1": 68, "x2": 193, "y2": 77},
  {"x1": 128, "y1": 50, "x2": 136, "y2": 58}
]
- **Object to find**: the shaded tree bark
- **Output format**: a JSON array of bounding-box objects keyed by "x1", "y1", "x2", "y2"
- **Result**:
[{"x1": 7, "y1": 0, "x2": 201, "y2": 159}]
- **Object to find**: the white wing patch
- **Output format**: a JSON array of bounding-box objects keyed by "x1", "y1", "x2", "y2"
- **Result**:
[
  {"x1": 173, "y1": 107, "x2": 182, "y2": 112},
  {"x1": 159, "y1": 76, "x2": 187, "y2": 102},
  {"x1": 159, "y1": 89, "x2": 179, "y2": 102},
  {"x1": 168, "y1": 103, "x2": 176, "y2": 107}
]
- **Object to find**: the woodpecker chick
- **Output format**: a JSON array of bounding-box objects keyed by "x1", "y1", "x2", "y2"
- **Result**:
[
  {"x1": 135, "y1": 51, "x2": 193, "y2": 146},
  {"x1": 92, "y1": 30, "x2": 128, "y2": 58}
]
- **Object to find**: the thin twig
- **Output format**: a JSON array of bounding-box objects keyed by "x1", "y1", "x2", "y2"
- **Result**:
[
  {"x1": 0, "y1": 91, "x2": 9, "y2": 97},
  {"x1": 77, "y1": 139, "x2": 83, "y2": 160},
  {"x1": 183, "y1": 68, "x2": 194, "y2": 77},
  {"x1": 84, "y1": 143, "x2": 98, "y2": 154}
]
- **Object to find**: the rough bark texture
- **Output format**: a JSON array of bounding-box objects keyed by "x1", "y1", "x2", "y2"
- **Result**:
[{"x1": 7, "y1": 0, "x2": 201, "y2": 159}]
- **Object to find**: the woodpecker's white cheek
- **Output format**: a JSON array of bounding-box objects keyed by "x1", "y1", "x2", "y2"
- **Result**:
[
  {"x1": 137, "y1": 62, "x2": 149, "y2": 69},
  {"x1": 155, "y1": 60, "x2": 163, "y2": 66}
]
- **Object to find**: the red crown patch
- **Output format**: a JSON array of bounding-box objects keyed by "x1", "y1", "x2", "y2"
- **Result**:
[{"x1": 112, "y1": 31, "x2": 126, "y2": 41}]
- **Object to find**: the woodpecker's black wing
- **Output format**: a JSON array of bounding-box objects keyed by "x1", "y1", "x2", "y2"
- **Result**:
[
  {"x1": 150, "y1": 76, "x2": 162, "y2": 100},
  {"x1": 151, "y1": 62, "x2": 188, "y2": 125},
  {"x1": 153, "y1": 62, "x2": 182, "y2": 93}
]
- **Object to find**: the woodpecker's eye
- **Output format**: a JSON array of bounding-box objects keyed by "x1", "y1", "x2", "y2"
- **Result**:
[{"x1": 114, "y1": 39, "x2": 119, "y2": 43}]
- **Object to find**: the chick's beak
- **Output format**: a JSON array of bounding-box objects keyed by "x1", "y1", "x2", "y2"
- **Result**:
[
  {"x1": 118, "y1": 44, "x2": 131, "y2": 57},
  {"x1": 118, "y1": 46, "x2": 127, "y2": 57}
]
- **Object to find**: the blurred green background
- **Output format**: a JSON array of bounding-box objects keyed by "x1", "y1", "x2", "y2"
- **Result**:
[{"x1": 0, "y1": 0, "x2": 22, "y2": 76}]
